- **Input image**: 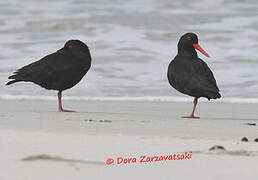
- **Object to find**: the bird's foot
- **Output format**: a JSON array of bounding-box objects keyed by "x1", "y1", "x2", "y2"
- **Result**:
[
  {"x1": 181, "y1": 115, "x2": 200, "y2": 119},
  {"x1": 59, "y1": 108, "x2": 75, "y2": 112}
]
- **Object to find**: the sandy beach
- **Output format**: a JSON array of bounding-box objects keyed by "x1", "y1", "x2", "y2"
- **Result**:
[
  {"x1": 0, "y1": 0, "x2": 258, "y2": 179},
  {"x1": 0, "y1": 99, "x2": 257, "y2": 180}
]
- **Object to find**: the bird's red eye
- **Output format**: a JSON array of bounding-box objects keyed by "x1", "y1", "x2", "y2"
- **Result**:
[
  {"x1": 187, "y1": 36, "x2": 191, "y2": 40},
  {"x1": 68, "y1": 45, "x2": 72, "y2": 49}
]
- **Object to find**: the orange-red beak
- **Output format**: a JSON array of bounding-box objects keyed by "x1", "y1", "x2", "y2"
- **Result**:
[{"x1": 193, "y1": 43, "x2": 210, "y2": 58}]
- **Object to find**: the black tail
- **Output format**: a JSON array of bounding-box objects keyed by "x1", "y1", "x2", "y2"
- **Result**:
[
  {"x1": 207, "y1": 92, "x2": 221, "y2": 100},
  {"x1": 6, "y1": 80, "x2": 21, "y2": 85},
  {"x1": 5, "y1": 80, "x2": 19, "y2": 85},
  {"x1": 213, "y1": 92, "x2": 221, "y2": 99},
  {"x1": 6, "y1": 74, "x2": 22, "y2": 85}
]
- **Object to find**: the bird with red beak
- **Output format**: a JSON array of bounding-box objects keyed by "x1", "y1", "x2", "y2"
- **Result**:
[{"x1": 167, "y1": 32, "x2": 221, "y2": 118}]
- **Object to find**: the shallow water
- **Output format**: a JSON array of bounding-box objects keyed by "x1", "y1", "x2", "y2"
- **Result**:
[{"x1": 0, "y1": 0, "x2": 258, "y2": 101}]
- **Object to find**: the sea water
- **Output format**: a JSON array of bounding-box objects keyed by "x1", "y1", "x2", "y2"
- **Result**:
[{"x1": 0, "y1": 0, "x2": 258, "y2": 102}]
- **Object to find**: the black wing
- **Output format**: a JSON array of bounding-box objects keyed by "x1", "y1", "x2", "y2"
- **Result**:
[
  {"x1": 168, "y1": 57, "x2": 221, "y2": 99},
  {"x1": 191, "y1": 59, "x2": 221, "y2": 99},
  {"x1": 6, "y1": 49, "x2": 87, "y2": 90}
]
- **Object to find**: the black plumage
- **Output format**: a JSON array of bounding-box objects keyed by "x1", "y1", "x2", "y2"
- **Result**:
[
  {"x1": 167, "y1": 33, "x2": 221, "y2": 118},
  {"x1": 6, "y1": 40, "x2": 91, "y2": 112}
]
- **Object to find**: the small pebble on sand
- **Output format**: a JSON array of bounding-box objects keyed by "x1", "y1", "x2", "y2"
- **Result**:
[
  {"x1": 209, "y1": 145, "x2": 226, "y2": 151},
  {"x1": 241, "y1": 137, "x2": 248, "y2": 142},
  {"x1": 245, "y1": 123, "x2": 256, "y2": 126}
]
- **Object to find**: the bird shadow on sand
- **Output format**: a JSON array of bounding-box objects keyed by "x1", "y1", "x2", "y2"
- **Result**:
[
  {"x1": 67, "y1": 119, "x2": 113, "y2": 123},
  {"x1": 193, "y1": 150, "x2": 258, "y2": 156},
  {"x1": 58, "y1": 110, "x2": 166, "y2": 120},
  {"x1": 22, "y1": 154, "x2": 105, "y2": 166},
  {"x1": 49, "y1": 110, "x2": 153, "y2": 116},
  {"x1": 65, "y1": 118, "x2": 152, "y2": 124},
  {"x1": 78, "y1": 111, "x2": 161, "y2": 117},
  {"x1": 201, "y1": 117, "x2": 258, "y2": 121}
]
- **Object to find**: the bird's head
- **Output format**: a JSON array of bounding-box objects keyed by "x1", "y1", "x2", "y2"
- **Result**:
[
  {"x1": 64, "y1": 40, "x2": 90, "y2": 53},
  {"x1": 177, "y1": 32, "x2": 210, "y2": 58}
]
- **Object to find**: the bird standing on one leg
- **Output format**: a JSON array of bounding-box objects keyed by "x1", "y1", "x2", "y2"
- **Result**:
[
  {"x1": 6, "y1": 40, "x2": 91, "y2": 112},
  {"x1": 167, "y1": 33, "x2": 221, "y2": 118}
]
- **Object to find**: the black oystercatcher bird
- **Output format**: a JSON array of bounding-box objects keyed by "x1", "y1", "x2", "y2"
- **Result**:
[
  {"x1": 167, "y1": 33, "x2": 221, "y2": 118},
  {"x1": 6, "y1": 40, "x2": 91, "y2": 112}
]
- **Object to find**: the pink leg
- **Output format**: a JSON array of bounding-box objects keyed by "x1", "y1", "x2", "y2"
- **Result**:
[
  {"x1": 58, "y1": 91, "x2": 75, "y2": 112},
  {"x1": 182, "y1": 97, "x2": 200, "y2": 119}
]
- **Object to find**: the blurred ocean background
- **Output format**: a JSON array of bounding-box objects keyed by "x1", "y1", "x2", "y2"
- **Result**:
[{"x1": 0, "y1": 0, "x2": 258, "y2": 102}]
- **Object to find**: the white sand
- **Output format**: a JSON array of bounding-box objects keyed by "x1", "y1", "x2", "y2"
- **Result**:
[{"x1": 0, "y1": 100, "x2": 258, "y2": 180}]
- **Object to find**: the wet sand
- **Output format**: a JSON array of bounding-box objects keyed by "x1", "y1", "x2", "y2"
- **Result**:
[{"x1": 0, "y1": 100, "x2": 258, "y2": 179}]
